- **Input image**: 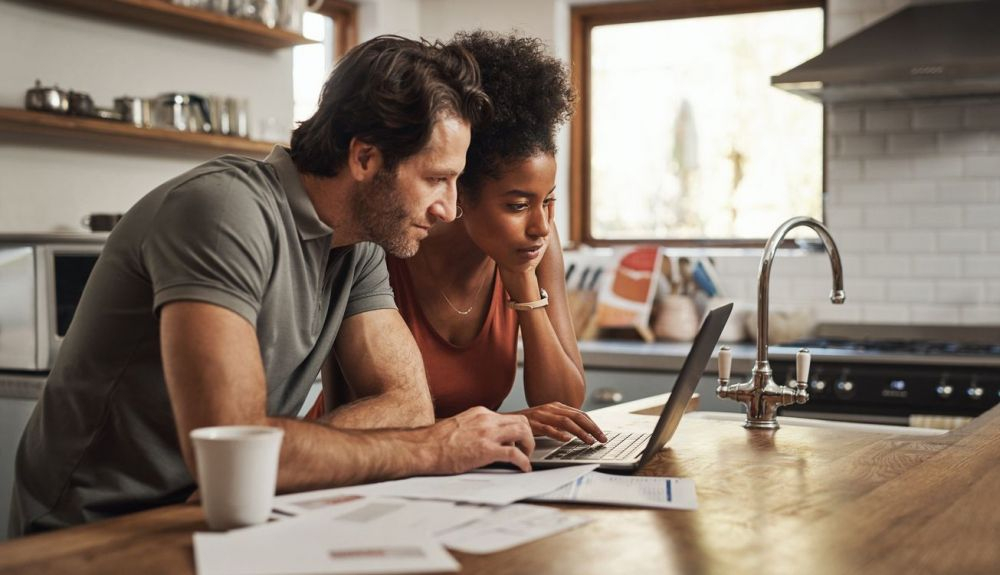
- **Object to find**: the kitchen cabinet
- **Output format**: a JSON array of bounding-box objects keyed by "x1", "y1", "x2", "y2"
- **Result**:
[{"x1": 34, "y1": 0, "x2": 316, "y2": 50}]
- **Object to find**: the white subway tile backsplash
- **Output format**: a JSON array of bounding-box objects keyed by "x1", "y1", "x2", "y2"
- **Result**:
[
  {"x1": 842, "y1": 278, "x2": 886, "y2": 303},
  {"x1": 888, "y1": 182, "x2": 936, "y2": 202},
  {"x1": 937, "y1": 231, "x2": 987, "y2": 253},
  {"x1": 834, "y1": 230, "x2": 888, "y2": 253},
  {"x1": 828, "y1": 108, "x2": 861, "y2": 134},
  {"x1": 963, "y1": 256, "x2": 1000, "y2": 278},
  {"x1": 911, "y1": 304, "x2": 961, "y2": 325},
  {"x1": 827, "y1": 158, "x2": 862, "y2": 181},
  {"x1": 938, "y1": 181, "x2": 991, "y2": 203},
  {"x1": 912, "y1": 206, "x2": 962, "y2": 229},
  {"x1": 913, "y1": 106, "x2": 963, "y2": 131},
  {"x1": 864, "y1": 157, "x2": 912, "y2": 180},
  {"x1": 826, "y1": 206, "x2": 863, "y2": 228},
  {"x1": 963, "y1": 205, "x2": 1000, "y2": 229},
  {"x1": 987, "y1": 281, "x2": 1000, "y2": 304},
  {"x1": 887, "y1": 133, "x2": 935, "y2": 155},
  {"x1": 888, "y1": 280, "x2": 935, "y2": 303},
  {"x1": 863, "y1": 255, "x2": 911, "y2": 278},
  {"x1": 964, "y1": 155, "x2": 1000, "y2": 177},
  {"x1": 959, "y1": 306, "x2": 1000, "y2": 325},
  {"x1": 964, "y1": 103, "x2": 1000, "y2": 129},
  {"x1": 863, "y1": 206, "x2": 911, "y2": 229},
  {"x1": 888, "y1": 231, "x2": 936, "y2": 253},
  {"x1": 835, "y1": 182, "x2": 889, "y2": 205},
  {"x1": 838, "y1": 134, "x2": 886, "y2": 156},
  {"x1": 865, "y1": 109, "x2": 911, "y2": 132},
  {"x1": 939, "y1": 132, "x2": 991, "y2": 154},
  {"x1": 910, "y1": 255, "x2": 962, "y2": 279},
  {"x1": 935, "y1": 281, "x2": 983, "y2": 305},
  {"x1": 862, "y1": 304, "x2": 911, "y2": 323},
  {"x1": 912, "y1": 155, "x2": 964, "y2": 178}
]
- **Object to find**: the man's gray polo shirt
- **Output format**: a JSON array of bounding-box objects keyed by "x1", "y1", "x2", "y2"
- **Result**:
[{"x1": 10, "y1": 147, "x2": 396, "y2": 536}]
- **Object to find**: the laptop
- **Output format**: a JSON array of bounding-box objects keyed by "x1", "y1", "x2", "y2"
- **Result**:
[{"x1": 530, "y1": 302, "x2": 733, "y2": 471}]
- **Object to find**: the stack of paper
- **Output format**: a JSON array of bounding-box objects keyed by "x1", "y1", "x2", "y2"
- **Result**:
[{"x1": 193, "y1": 465, "x2": 699, "y2": 575}]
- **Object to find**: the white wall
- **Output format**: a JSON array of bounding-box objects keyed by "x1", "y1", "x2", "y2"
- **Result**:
[{"x1": 0, "y1": 1, "x2": 293, "y2": 233}]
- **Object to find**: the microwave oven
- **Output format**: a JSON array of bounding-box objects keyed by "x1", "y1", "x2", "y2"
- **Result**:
[{"x1": 0, "y1": 234, "x2": 105, "y2": 372}]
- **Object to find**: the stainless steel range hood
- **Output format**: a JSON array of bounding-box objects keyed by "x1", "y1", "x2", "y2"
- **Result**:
[{"x1": 772, "y1": 1, "x2": 1000, "y2": 103}]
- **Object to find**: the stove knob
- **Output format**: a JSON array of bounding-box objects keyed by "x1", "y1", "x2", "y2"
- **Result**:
[
  {"x1": 936, "y1": 384, "x2": 954, "y2": 399},
  {"x1": 967, "y1": 385, "x2": 984, "y2": 400}
]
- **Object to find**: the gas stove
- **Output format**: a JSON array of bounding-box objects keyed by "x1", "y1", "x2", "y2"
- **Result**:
[{"x1": 769, "y1": 325, "x2": 1000, "y2": 428}]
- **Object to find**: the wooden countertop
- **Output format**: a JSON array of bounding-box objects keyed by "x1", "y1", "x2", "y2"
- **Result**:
[{"x1": 2, "y1": 403, "x2": 998, "y2": 574}]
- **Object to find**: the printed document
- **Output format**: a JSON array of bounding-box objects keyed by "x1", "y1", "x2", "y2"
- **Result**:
[
  {"x1": 438, "y1": 503, "x2": 590, "y2": 554},
  {"x1": 194, "y1": 499, "x2": 459, "y2": 575},
  {"x1": 531, "y1": 472, "x2": 698, "y2": 510},
  {"x1": 275, "y1": 464, "x2": 598, "y2": 509}
]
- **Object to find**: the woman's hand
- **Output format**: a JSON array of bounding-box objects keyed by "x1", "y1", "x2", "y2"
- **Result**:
[{"x1": 512, "y1": 402, "x2": 608, "y2": 444}]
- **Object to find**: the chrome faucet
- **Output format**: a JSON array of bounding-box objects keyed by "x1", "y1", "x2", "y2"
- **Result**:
[{"x1": 716, "y1": 216, "x2": 846, "y2": 430}]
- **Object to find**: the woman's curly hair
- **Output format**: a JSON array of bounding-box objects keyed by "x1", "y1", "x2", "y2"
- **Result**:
[{"x1": 453, "y1": 30, "x2": 576, "y2": 201}]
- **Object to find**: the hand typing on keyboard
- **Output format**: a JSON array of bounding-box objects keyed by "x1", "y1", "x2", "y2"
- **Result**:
[
  {"x1": 547, "y1": 432, "x2": 650, "y2": 461},
  {"x1": 511, "y1": 402, "x2": 608, "y2": 444}
]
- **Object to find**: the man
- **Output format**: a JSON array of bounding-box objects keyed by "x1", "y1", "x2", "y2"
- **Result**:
[{"x1": 10, "y1": 35, "x2": 535, "y2": 537}]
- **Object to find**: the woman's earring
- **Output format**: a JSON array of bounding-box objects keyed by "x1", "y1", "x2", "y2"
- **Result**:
[{"x1": 455, "y1": 205, "x2": 464, "y2": 219}]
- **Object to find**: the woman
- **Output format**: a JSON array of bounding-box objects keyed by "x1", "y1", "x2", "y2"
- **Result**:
[{"x1": 314, "y1": 31, "x2": 605, "y2": 444}]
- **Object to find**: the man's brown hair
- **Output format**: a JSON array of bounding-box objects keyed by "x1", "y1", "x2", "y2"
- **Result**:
[{"x1": 290, "y1": 35, "x2": 492, "y2": 177}]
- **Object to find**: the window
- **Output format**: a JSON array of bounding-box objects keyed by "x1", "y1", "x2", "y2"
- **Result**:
[
  {"x1": 571, "y1": 1, "x2": 824, "y2": 245},
  {"x1": 292, "y1": 1, "x2": 357, "y2": 123}
]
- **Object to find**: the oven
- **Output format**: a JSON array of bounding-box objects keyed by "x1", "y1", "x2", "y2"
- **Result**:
[
  {"x1": 771, "y1": 327, "x2": 1000, "y2": 429},
  {"x1": 0, "y1": 233, "x2": 104, "y2": 540}
]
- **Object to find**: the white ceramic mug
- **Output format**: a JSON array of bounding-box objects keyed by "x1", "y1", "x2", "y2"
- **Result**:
[{"x1": 190, "y1": 425, "x2": 284, "y2": 531}]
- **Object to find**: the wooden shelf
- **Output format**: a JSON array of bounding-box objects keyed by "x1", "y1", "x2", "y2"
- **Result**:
[
  {"x1": 35, "y1": 0, "x2": 316, "y2": 50},
  {"x1": 0, "y1": 108, "x2": 282, "y2": 158}
]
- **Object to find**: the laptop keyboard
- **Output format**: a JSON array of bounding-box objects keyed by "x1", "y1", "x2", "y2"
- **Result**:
[{"x1": 544, "y1": 432, "x2": 650, "y2": 461}]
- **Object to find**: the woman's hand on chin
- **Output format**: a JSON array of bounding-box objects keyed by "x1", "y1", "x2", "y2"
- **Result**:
[{"x1": 512, "y1": 402, "x2": 608, "y2": 444}]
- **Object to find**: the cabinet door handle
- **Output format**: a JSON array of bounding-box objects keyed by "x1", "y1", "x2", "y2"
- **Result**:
[{"x1": 590, "y1": 387, "x2": 624, "y2": 405}]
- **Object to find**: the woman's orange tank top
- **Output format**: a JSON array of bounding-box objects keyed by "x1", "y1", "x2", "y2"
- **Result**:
[{"x1": 386, "y1": 255, "x2": 519, "y2": 418}]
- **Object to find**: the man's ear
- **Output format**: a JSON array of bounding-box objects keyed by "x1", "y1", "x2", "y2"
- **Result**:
[{"x1": 346, "y1": 138, "x2": 384, "y2": 181}]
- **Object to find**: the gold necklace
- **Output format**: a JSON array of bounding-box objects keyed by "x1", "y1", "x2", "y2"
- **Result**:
[{"x1": 424, "y1": 253, "x2": 493, "y2": 316}]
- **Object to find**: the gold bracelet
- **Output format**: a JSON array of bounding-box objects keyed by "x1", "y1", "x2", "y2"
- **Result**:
[{"x1": 506, "y1": 288, "x2": 549, "y2": 311}]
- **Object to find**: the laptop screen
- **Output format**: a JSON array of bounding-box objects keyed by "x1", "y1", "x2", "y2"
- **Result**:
[{"x1": 636, "y1": 302, "x2": 733, "y2": 468}]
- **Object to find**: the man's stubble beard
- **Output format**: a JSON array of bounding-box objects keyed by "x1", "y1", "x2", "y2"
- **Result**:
[{"x1": 351, "y1": 166, "x2": 420, "y2": 258}]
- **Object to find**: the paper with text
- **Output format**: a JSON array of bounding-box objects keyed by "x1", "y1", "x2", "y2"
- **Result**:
[
  {"x1": 274, "y1": 464, "x2": 599, "y2": 509},
  {"x1": 437, "y1": 504, "x2": 590, "y2": 555},
  {"x1": 531, "y1": 472, "x2": 698, "y2": 510}
]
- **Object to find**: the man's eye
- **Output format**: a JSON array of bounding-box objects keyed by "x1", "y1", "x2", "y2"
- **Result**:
[
  {"x1": 508, "y1": 204, "x2": 529, "y2": 212},
  {"x1": 543, "y1": 197, "x2": 556, "y2": 206}
]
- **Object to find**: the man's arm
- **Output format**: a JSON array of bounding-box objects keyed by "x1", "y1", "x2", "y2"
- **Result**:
[
  {"x1": 161, "y1": 301, "x2": 534, "y2": 493},
  {"x1": 321, "y1": 309, "x2": 434, "y2": 429}
]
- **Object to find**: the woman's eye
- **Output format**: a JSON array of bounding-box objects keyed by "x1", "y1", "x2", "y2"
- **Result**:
[
  {"x1": 508, "y1": 203, "x2": 530, "y2": 212},
  {"x1": 543, "y1": 197, "x2": 556, "y2": 207}
]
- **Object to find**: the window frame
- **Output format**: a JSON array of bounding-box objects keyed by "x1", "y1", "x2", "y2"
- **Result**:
[
  {"x1": 569, "y1": 0, "x2": 826, "y2": 247},
  {"x1": 312, "y1": 0, "x2": 358, "y2": 60}
]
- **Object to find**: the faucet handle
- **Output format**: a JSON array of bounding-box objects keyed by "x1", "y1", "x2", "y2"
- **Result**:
[
  {"x1": 796, "y1": 348, "x2": 811, "y2": 387},
  {"x1": 718, "y1": 346, "x2": 732, "y2": 381}
]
